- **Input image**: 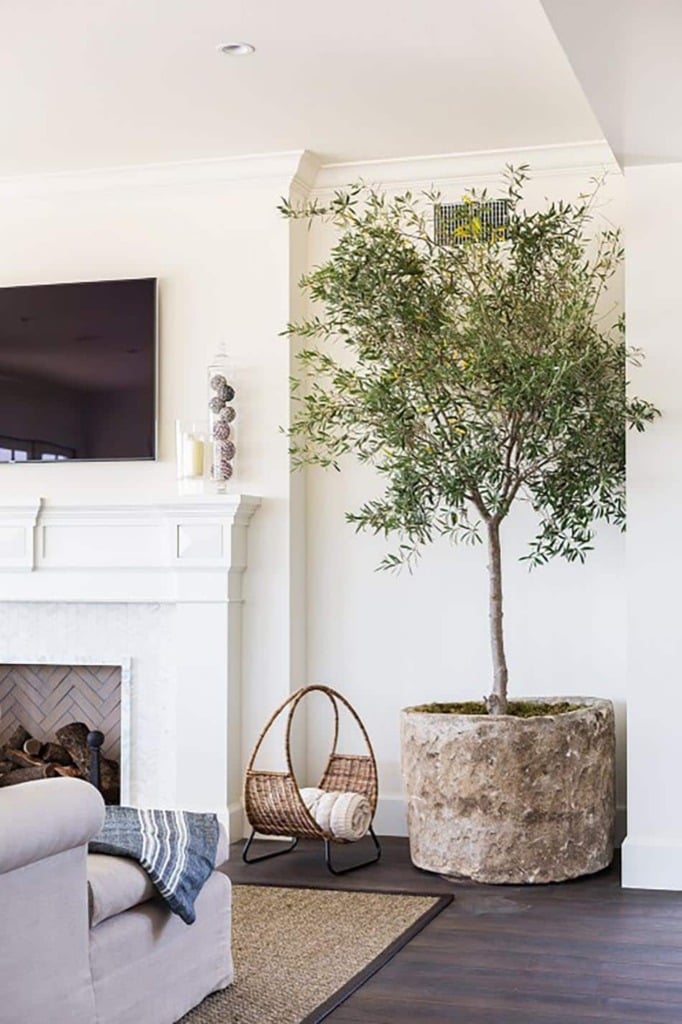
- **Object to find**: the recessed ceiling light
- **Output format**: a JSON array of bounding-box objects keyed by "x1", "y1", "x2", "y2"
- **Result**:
[{"x1": 217, "y1": 42, "x2": 255, "y2": 56}]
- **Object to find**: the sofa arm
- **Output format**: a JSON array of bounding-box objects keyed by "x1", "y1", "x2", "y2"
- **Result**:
[{"x1": 0, "y1": 777, "x2": 105, "y2": 874}]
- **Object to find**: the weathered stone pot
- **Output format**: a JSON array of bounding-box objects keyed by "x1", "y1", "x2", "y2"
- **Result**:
[{"x1": 400, "y1": 697, "x2": 615, "y2": 884}]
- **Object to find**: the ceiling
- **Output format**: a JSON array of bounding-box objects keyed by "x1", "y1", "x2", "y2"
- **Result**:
[
  {"x1": 541, "y1": 0, "x2": 682, "y2": 166},
  {"x1": 0, "y1": 0, "x2": 603, "y2": 176}
]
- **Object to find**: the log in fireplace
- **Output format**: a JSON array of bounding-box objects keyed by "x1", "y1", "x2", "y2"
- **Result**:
[{"x1": 0, "y1": 722, "x2": 119, "y2": 803}]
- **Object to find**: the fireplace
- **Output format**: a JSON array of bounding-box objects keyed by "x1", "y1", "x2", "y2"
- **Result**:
[
  {"x1": 0, "y1": 662, "x2": 127, "y2": 801},
  {"x1": 0, "y1": 496, "x2": 259, "y2": 839},
  {"x1": 0, "y1": 663, "x2": 123, "y2": 759}
]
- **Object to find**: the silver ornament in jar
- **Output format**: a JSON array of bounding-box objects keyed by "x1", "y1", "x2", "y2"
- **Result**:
[
  {"x1": 207, "y1": 346, "x2": 238, "y2": 492},
  {"x1": 212, "y1": 419, "x2": 231, "y2": 441}
]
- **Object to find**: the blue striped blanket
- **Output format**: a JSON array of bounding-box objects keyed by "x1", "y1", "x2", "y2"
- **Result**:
[{"x1": 89, "y1": 806, "x2": 219, "y2": 925}]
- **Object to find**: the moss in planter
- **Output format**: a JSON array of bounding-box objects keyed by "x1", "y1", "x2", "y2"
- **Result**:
[{"x1": 412, "y1": 700, "x2": 581, "y2": 717}]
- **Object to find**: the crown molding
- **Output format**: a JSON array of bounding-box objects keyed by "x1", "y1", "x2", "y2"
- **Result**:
[
  {"x1": 0, "y1": 142, "x2": 619, "y2": 201},
  {"x1": 290, "y1": 150, "x2": 322, "y2": 197},
  {"x1": 313, "y1": 140, "x2": 620, "y2": 194},
  {"x1": 0, "y1": 151, "x2": 310, "y2": 199}
]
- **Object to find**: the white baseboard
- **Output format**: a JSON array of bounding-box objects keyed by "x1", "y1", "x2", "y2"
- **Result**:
[
  {"x1": 621, "y1": 836, "x2": 682, "y2": 890},
  {"x1": 374, "y1": 795, "x2": 408, "y2": 837},
  {"x1": 227, "y1": 801, "x2": 245, "y2": 851}
]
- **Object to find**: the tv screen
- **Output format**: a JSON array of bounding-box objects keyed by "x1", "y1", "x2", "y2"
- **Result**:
[{"x1": 0, "y1": 277, "x2": 157, "y2": 462}]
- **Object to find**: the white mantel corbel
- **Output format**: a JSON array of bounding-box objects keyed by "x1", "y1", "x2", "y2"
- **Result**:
[{"x1": 0, "y1": 498, "x2": 42, "y2": 571}]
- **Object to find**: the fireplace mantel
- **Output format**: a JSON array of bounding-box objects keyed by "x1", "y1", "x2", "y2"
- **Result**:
[
  {"x1": 0, "y1": 495, "x2": 261, "y2": 839},
  {"x1": 0, "y1": 495, "x2": 260, "y2": 602}
]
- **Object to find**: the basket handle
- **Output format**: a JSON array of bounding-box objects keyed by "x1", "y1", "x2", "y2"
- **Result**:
[
  {"x1": 317, "y1": 688, "x2": 379, "y2": 807},
  {"x1": 295, "y1": 686, "x2": 377, "y2": 773},
  {"x1": 246, "y1": 685, "x2": 339, "y2": 776},
  {"x1": 246, "y1": 685, "x2": 374, "y2": 787}
]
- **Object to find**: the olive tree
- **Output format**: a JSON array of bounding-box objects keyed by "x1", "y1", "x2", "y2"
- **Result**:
[{"x1": 281, "y1": 168, "x2": 658, "y2": 714}]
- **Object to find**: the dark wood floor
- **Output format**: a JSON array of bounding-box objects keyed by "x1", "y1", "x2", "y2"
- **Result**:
[{"x1": 226, "y1": 836, "x2": 682, "y2": 1024}]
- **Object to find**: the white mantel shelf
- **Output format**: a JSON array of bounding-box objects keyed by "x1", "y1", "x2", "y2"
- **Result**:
[{"x1": 0, "y1": 495, "x2": 261, "y2": 603}]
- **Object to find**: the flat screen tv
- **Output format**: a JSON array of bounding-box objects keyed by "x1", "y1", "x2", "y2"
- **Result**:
[{"x1": 0, "y1": 277, "x2": 157, "y2": 463}]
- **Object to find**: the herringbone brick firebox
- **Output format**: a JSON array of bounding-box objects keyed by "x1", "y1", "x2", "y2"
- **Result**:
[{"x1": 0, "y1": 664, "x2": 121, "y2": 761}]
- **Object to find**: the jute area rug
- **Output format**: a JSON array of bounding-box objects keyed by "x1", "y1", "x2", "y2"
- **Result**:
[{"x1": 181, "y1": 884, "x2": 451, "y2": 1024}]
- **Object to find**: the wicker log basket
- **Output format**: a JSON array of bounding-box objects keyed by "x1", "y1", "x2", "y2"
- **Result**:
[{"x1": 243, "y1": 685, "x2": 381, "y2": 875}]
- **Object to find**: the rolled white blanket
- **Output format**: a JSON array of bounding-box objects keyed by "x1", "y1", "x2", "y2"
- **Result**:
[
  {"x1": 329, "y1": 791, "x2": 373, "y2": 842},
  {"x1": 300, "y1": 786, "x2": 372, "y2": 841}
]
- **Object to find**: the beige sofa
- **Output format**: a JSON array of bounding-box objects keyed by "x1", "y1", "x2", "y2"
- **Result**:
[{"x1": 0, "y1": 777, "x2": 233, "y2": 1024}]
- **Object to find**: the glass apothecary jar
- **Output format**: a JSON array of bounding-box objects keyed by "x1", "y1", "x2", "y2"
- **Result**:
[
  {"x1": 175, "y1": 420, "x2": 207, "y2": 495},
  {"x1": 207, "y1": 349, "x2": 237, "y2": 493}
]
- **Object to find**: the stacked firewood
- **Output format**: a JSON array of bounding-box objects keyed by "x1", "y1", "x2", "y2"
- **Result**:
[{"x1": 0, "y1": 722, "x2": 120, "y2": 804}]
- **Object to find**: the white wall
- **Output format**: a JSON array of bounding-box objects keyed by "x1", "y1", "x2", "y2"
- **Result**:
[
  {"x1": 302, "y1": 148, "x2": 629, "y2": 836},
  {"x1": 622, "y1": 162, "x2": 682, "y2": 889},
  {"x1": 0, "y1": 155, "x2": 311, "y2": 806}
]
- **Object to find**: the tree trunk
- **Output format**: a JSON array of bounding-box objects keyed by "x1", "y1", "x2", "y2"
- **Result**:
[{"x1": 486, "y1": 518, "x2": 509, "y2": 715}]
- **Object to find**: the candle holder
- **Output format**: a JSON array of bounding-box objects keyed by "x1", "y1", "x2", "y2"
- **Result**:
[{"x1": 175, "y1": 420, "x2": 207, "y2": 495}]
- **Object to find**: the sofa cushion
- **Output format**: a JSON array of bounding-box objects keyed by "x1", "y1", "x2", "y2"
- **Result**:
[
  {"x1": 88, "y1": 823, "x2": 229, "y2": 926},
  {"x1": 88, "y1": 854, "x2": 156, "y2": 926},
  {"x1": 89, "y1": 872, "x2": 233, "y2": 1023}
]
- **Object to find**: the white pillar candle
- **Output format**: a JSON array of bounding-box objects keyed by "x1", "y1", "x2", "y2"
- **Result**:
[{"x1": 181, "y1": 436, "x2": 205, "y2": 478}]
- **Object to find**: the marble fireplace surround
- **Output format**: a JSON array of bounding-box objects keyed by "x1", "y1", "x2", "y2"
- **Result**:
[{"x1": 0, "y1": 496, "x2": 260, "y2": 840}]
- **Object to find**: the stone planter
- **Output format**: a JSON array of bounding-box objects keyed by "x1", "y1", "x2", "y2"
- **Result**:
[{"x1": 400, "y1": 697, "x2": 615, "y2": 884}]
